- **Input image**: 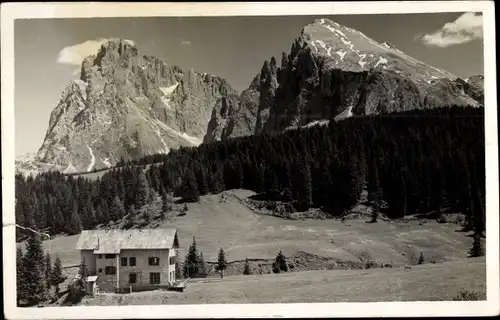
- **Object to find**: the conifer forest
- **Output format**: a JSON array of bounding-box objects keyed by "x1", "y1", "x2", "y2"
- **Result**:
[{"x1": 15, "y1": 107, "x2": 486, "y2": 239}]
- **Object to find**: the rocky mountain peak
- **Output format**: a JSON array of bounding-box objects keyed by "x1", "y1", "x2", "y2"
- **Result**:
[
  {"x1": 203, "y1": 17, "x2": 484, "y2": 142},
  {"x1": 18, "y1": 39, "x2": 239, "y2": 175}
]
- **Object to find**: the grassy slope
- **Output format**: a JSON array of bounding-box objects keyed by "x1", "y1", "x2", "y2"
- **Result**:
[
  {"x1": 79, "y1": 257, "x2": 486, "y2": 304},
  {"x1": 26, "y1": 189, "x2": 485, "y2": 303},
  {"x1": 36, "y1": 189, "x2": 477, "y2": 267}
]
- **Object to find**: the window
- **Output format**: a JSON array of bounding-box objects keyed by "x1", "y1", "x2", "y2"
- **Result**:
[
  {"x1": 129, "y1": 273, "x2": 137, "y2": 284},
  {"x1": 105, "y1": 266, "x2": 116, "y2": 275},
  {"x1": 149, "y1": 272, "x2": 160, "y2": 284},
  {"x1": 121, "y1": 257, "x2": 127, "y2": 266},
  {"x1": 98, "y1": 254, "x2": 102, "y2": 259},
  {"x1": 148, "y1": 257, "x2": 160, "y2": 266},
  {"x1": 104, "y1": 254, "x2": 115, "y2": 259},
  {"x1": 129, "y1": 257, "x2": 136, "y2": 266},
  {"x1": 98, "y1": 268, "x2": 102, "y2": 273},
  {"x1": 169, "y1": 257, "x2": 175, "y2": 265}
]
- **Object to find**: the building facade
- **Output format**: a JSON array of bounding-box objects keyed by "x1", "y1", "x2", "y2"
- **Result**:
[{"x1": 76, "y1": 228, "x2": 179, "y2": 293}]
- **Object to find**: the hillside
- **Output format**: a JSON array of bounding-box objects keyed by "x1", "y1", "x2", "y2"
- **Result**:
[
  {"x1": 77, "y1": 257, "x2": 486, "y2": 305},
  {"x1": 34, "y1": 189, "x2": 480, "y2": 269}
]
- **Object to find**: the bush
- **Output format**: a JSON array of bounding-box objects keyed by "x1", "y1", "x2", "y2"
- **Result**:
[
  {"x1": 417, "y1": 252, "x2": 424, "y2": 265},
  {"x1": 275, "y1": 251, "x2": 288, "y2": 272},
  {"x1": 452, "y1": 290, "x2": 481, "y2": 301},
  {"x1": 243, "y1": 258, "x2": 251, "y2": 275},
  {"x1": 63, "y1": 282, "x2": 86, "y2": 305}
]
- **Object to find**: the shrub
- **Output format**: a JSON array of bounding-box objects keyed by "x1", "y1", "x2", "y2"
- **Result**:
[
  {"x1": 243, "y1": 258, "x2": 251, "y2": 275},
  {"x1": 468, "y1": 234, "x2": 485, "y2": 257},
  {"x1": 417, "y1": 252, "x2": 425, "y2": 265},
  {"x1": 452, "y1": 290, "x2": 481, "y2": 301},
  {"x1": 275, "y1": 251, "x2": 288, "y2": 272}
]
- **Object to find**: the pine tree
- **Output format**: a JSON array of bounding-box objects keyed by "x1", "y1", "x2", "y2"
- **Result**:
[
  {"x1": 216, "y1": 248, "x2": 228, "y2": 279},
  {"x1": 275, "y1": 250, "x2": 288, "y2": 272},
  {"x1": 183, "y1": 237, "x2": 200, "y2": 278},
  {"x1": 16, "y1": 247, "x2": 27, "y2": 306},
  {"x1": 175, "y1": 260, "x2": 183, "y2": 280},
  {"x1": 369, "y1": 159, "x2": 382, "y2": 223},
  {"x1": 417, "y1": 252, "x2": 425, "y2": 265},
  {"x1": 123, "y1": 204, "x2": 136, "y2": 229},
  {"x1": 243, "y1": 257, "x2": 251, "y2": 275},
  {"x1": 293, "y1": 159, "x2": 313, "y2": 210},
  {"x1": 468, "y1": 233, "x2": 485, "y2": 257},
  {"x1": 180, "y1": 168, "x2": 200, "y2": 202},
  {"x1": 68, "y1": 205, "x2": 82, "y2": 235},
  {"x1": 78, "y1": 258, "x2": 89, "y2": 279},
  {"x1": 50, "y1": 256, "x2": 66, "y2": 297},
  {"x1": 198, "y1": 252, "x2": 208, "y2": 278},
  {"x1": 45, "y1": 253, "x2": 52, "y2": 290},
  {"x1": 22, "y1": 234, "x2": 47, "y2": 305},
  {"x1": 161, "y1": 190, "x2": 173, "y2": 218},
  {"x1": 110, "y1": 196, "x2": 126, "y2": 221},
  {"x1": 136, "y1": 170, "x2": 150, "y2": 208},
  {"x1": 195, "y1": 167, "x2": 209, "y2": 195}
]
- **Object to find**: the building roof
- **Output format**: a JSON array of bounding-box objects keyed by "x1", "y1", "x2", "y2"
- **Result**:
[
  {"x1": 84, "y1": 276, "x2": 99, "y2": 282},
  {"x1": 75, "y1": 228, "x2": 179, "y2": 253}
]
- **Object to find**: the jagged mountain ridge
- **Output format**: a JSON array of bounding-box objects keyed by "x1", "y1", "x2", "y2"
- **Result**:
[
  {"x1": 17, "y1": 39, "x2": 239, "y2": 174},
  {"x1": 204, "y1": 18, "x2": 483, "y2": 141},
  {"x1": 17, "y1": 19, "x2": 484, "y2": 175}
]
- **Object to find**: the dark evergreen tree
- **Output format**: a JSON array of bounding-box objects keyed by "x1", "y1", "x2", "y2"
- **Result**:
[
  {"x1": 44, "y1": 253, "x2": 52, "y2": 289},
  {"x1": 68, "y1": 205, "x2": 82, "y2": 235},
  {"x1": 16, "y1": 247, "x2": 27, "y2": 306},
  {"x1": 417, "y1": 252, "x2": 425, "y2": 265},
  {"x1": 135, "y1": 170, "x2": 150, "y2": 208},
  {"x1": 179, "y1": 168, "x2": 200, "y2": 202},
  {"x1": 78, "y1": 258, "x2": 89, "y2": 278},
  {"x1": 110, "y1": 196, "x2": 126, "y2": 221},
  {"x1": 50, "y1": 256, "x2": 66, "y2": 297},
  {"x1": 198, "y1": 252, "x2": 208, "y2": 278},
  {"x1": 216, "y1": 248, "x2": 228, "y2": 279},
  {"x1": 183, "y1": 237, "x2": 200, "y2": 278},
  {"x1": 468, "y1": 233, "x2": 485, "y2": 257},
  {"x1": 175, "y1": 260, "x2": 183, "y2": 280},
  {"x1": 22, "y1": 235, "x2": 47, "y2": 305},
  {"x1": 243, "y1": 257, "x2": 251, "y2": 275},
  {"x1": 275, "y1": 250, "x2": 288, "y2": 272}
]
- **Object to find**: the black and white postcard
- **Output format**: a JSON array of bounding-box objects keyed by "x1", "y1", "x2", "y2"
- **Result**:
[{"x1": 2, "y1": 1, "x2": 498, "y2": 319}]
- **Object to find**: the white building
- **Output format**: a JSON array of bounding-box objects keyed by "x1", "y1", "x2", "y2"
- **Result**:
[{"x1": 75, "y1": 228, "x2": 179, "y2": 293}]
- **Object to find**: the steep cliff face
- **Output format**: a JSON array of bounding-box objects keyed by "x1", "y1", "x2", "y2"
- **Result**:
[
  {"x1": 19, "y1": 39, "x2": 239, "y2": 174},
  {"x1": 205, "y1": 18, "x2": 483, "y2": 140}
]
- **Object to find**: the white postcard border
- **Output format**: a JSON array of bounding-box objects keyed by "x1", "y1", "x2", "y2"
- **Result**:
[{"x1": 2, "y1": 1, "x2": 498, "y2": 319}]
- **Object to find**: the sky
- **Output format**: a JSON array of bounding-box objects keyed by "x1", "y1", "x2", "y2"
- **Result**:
[{"x1": 14, "y1": 12, "x2": 484, "y2": 157}]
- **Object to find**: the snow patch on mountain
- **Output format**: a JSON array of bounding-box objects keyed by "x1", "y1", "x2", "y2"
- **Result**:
[
  {"x1": 155, "y1": 128, "x2": 170, "y2": 154},
  {"x1": 101, "y1": 157, "x2": 112, "y2": 168},
  {"x1": 303, "y1": 119, "x2": 330, "y2": 128},
  {"x1": 63, "y1": 161, "x2": 77, "y2": 174},
  {"x1": 86, "y1": 144, "x2": 95, "y2": 172},
  {"x1": 334, "y1": 106, "x2": 354, "y2": 122},
  {"x1": 358, "y1": 54, "x2": 367, "y2": 68},
  {"x1": 374, "y1": 57, "x2": 388, "y2": 68},
  {"x1": 180, "y1": 132, "x2": 203, "y2": 145},
  {"x1": 159, "y1": 83, "x2": 179, "y2": 96},
  {"x1": 336, "y1": 51, "x2": 346, "y2": 60}
]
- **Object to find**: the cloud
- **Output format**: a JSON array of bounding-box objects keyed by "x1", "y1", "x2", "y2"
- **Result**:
[
  {"x1": 180, "y1": 40, "x2": 192, "y2": 45},
  {"x1": 56, "y1": 38, "x2": 111, "y2": 66},
  {"x1": 418, "y1": 12, "x2": 483, "y2": 48}
]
